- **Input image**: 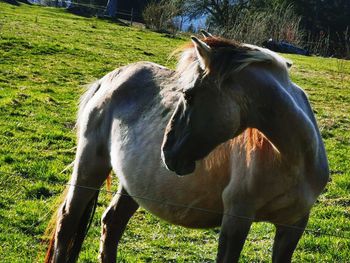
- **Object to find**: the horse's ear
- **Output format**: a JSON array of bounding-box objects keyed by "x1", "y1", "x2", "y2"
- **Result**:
[
  {"x1": 191, "y1": 36, "x2": 211, "y2": 70},
  {"x1": 200, "y1": 29, "x2": 213, "y2": 38}
]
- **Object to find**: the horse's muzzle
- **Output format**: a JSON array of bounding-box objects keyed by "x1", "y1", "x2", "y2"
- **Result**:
[{"x1": 161, "y1": 150, "x2": 195, "y2": 176}]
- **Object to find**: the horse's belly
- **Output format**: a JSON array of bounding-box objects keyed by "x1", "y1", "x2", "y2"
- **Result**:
[
  {"x1": 138, "y1": 196, "x2": 224, "y2": 228},
  {"x1": 118, "y1": 165, "x2": 225, "y2": 228},
  {"x1": 112, "y1": 146, "x2": 228, "y2": 228}
]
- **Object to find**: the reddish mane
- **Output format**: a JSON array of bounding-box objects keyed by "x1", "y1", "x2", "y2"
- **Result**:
[{"x1": 202, "y1": 128, "x2": 279, "y2": 172}]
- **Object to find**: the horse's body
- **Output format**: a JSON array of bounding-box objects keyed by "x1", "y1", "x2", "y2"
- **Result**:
[
  {"x1": 97, "y1": 62, "x2": 228, "y2": 228},
  {"x1": 45, "y1": 35, "x2": 329, "y2": 263}
]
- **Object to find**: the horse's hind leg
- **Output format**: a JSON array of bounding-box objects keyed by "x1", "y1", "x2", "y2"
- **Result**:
[
  {"x1": 99, "y1": 185, "x2": 139, "y2": 263},
  {"x1": 51, "y1": 138, "x2": 111, "y2": 263},
  {"x1": 272, "y1": 213, "x2": 309, "y2": 263}
]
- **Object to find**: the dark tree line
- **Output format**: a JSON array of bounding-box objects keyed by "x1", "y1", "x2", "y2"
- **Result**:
[
  {"x1": 284, "y1": 0, "x2": 349, "y2": 55},
  {"x1": 172, "y1": 0, "x2": 349, "y2": 56},
  {"x1": 178, "y1": 0, "x2": 349, "y2": 35},
  {"x1": 286, "y1": 0, "x2": 349, "y2": 35}
]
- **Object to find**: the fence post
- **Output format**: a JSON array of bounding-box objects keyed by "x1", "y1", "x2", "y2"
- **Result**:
[{"x1": 130, "y1": 8, "x2": 133, "y2": 26}]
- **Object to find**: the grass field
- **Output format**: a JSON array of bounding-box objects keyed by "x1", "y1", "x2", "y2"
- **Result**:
[{"x1": 0, "y1": 2, "x2": 349, "y2": 262}]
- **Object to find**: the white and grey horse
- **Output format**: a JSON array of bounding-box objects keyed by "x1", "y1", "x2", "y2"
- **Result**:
[{"x1": 45, "y1": 33, "x2": 329, "y2": 262}]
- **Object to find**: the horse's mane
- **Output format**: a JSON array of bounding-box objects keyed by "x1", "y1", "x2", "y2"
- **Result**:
[
  {"x1": 175, "y1": 36, "x2": 291, "y2": 79},
  {"x1": 203, "y1": 128, "x2": 280, "y2": 171},
  {"x1": 242, "y1": 128, "x2": 280, "y2": 165}
]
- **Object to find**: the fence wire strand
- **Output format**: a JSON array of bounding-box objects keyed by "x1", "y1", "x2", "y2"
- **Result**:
[{"x1": 0, "y1": 170, "x2": 349, "y2": 241}]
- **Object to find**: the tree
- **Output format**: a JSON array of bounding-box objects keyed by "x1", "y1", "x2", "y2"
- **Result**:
[
  {"x1": 284, "y1": 0, "x2": 350, "y2": 56},
  {"x1": 177, "y1": 0, "x2": 285, "y2": 33},
  {"x1": 143, "y1": 0, "x2": 180, "y2": 32},
  {"x1": 179, "y1": 0, "x2": 246, "y2": 30}
]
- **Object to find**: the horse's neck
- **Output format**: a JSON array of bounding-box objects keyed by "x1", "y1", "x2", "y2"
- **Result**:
[{"x1": 247, "y1": 80, "x2": 319, "y2": 163}]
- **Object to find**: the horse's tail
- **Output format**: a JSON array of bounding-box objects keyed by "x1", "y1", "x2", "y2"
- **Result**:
[
  {"x1": 43, "y1": 186, "x2": 100, "y2": 263},
  {"x1": 65, "y1": 190, "x2": 99, "y2": 262},
  {"x1": 43, "y1": 187, "x2": 68, "y2": 263}
]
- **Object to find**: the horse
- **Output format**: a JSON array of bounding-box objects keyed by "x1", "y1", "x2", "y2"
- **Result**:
[{"x1": 44, "y1": 32, "x2": 329, "y2": 263}]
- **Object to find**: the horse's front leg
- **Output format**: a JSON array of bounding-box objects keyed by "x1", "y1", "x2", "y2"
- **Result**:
[
  {"x1": 272, "y1": 213, "x2": 309, "y2": 263},
  {"x1": 99, "y1": 185, "x2": 139, "y2": 263},
  {"x1": 216, "y1": 204, "x2": 253, "y2": 263}
]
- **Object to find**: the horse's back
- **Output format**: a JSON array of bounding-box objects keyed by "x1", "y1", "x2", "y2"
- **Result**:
[
  {"x1": 77, "y1": 62, "x2": 174, "y2": 141},
  {"x1": 100, "y1": 62, "x2": 174, "y2": 122}
]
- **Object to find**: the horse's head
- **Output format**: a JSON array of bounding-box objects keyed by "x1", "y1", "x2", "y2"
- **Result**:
[{"x1": 161, "y1": 36, "x2": 255, "y2": 175}]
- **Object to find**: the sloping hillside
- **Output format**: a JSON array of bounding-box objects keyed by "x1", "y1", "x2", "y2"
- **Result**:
[{"x1": 0, "y1": 2, "x2": 349, "y2": 262}]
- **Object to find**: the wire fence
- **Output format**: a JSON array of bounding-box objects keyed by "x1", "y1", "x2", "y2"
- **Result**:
[
  {"x1": 0, "y1": 170, "x2": 350, "y2": 241},
  {"x1": 0, "y1": 168, "x2": 350, "y2": 263}
]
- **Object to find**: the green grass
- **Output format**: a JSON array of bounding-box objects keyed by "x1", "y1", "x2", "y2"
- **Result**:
[{"x1": 0, "y1": 2, "x2": 349, "y2": 262}]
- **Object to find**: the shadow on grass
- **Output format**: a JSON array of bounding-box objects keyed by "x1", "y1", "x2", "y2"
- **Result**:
[
  {"x1": 2, "y1": 0, "x2": 21, "y2": 6},
  {"x1": 2, "y1": 0, "x2": 33, "y2": 5},
  {"x1": 65, "y1": 6, "x2": 132, "y2": 27}
]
